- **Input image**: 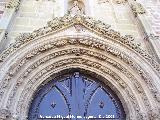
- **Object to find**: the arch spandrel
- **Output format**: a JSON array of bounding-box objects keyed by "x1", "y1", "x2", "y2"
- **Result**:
[{"x1": 0, "y1": 15, "x2": 160, "y2": 120}]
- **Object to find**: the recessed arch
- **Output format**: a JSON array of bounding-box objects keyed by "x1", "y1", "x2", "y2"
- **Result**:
[{"x1": 5, "y1": 56, "x2": 153, "y2": 120}]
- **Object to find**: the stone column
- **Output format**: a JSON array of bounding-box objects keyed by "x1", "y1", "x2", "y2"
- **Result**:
[
  {"x1": 128, "y1": 0, "x2": 160, "y2": 62},
  {"x1": 147, "y1": 34, "x2": 160, "y2": 62},
  {"x1": 0, "y1": 0, "x2": 21, "y2": 52}
]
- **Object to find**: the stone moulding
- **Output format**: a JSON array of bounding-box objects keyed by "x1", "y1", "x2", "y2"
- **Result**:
[{"x1": 0, "y1": 14, "x2": 159, "y2": 73}]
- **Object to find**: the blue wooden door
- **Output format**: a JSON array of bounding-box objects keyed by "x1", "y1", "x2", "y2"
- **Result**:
[{"x1": 28, "y1": 72, "x2": 125, "y2": 120}]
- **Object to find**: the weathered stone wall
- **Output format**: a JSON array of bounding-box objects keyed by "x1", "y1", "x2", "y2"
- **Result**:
[
  {"x1": 7, "y1": 0, "x2": 65, "y2": 44},
  {"x1": 141, "y1": 0, "x2": 160, "y2": 35},
  {"x1": 92, "y1": 1, "x2": 141, "y2": 39}
]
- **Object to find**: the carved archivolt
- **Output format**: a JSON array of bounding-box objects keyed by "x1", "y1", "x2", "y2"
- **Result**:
[
  {"x1": 14, "y1": 52, "x2": 151, "y2": 119},
  {"x1": 0, "y1": 36, "x2": 159, "y2": 119},
  {"x1": 1, "y1": 36, "x2": 159, "y2": 102},
  {"x1": 16, "y1": 58, "x2": 143, "y2": 119}
]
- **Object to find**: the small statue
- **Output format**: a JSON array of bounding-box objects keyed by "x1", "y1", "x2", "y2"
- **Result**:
[{"x1": 69, "y1": 0, "x2": 84, "y2": 16}]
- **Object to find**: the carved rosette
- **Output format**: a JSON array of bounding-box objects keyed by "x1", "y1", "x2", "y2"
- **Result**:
[
  {"x1": 5, "y1": 0, "x2": 21, "y2": 10},
  {"x1": 131, "y1": 2, "x2": 145, "y2": 17}
]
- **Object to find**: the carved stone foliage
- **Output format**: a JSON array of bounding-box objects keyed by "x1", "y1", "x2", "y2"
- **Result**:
[
  {"x1": 131, "y1": 2, "x2": 145, "y2": 17},
  {"x1": 15, "y1": 56, "x2": 159, "y2": 119},
  {"x1": 5, "y1": 0, "x2": 21, "y2": 10},
  {"x1": 148, "y1": 34, "x2": 160, "y2": 41},
  {"x1": 113, "y1": 0, "x2": 127, "y2": 4},
  {"x1": 0, "y1": 14, "x2": 159, "y2": 74},
  {"x1": 0, "y1": 109, "x2": 11, "y2": 120}
]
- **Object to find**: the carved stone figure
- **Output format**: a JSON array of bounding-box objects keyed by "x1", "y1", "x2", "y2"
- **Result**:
[{"x1": 68, "y1": 1, "x2": 84, "y2": 16}]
